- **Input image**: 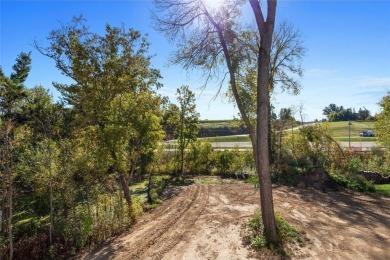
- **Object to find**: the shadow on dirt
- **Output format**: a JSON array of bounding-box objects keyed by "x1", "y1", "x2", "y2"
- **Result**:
[{"x1": 282, "y1": 186, "x2": 390, "y2": 249}]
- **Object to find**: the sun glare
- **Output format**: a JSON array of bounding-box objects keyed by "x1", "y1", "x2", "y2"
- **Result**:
[{"x1": 202, "y1": 0, "x2": 225, "y2": 10}]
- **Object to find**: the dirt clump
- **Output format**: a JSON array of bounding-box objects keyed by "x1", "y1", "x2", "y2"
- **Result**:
[{"x1": 296, "y1": 167, "x2": 339, "y2": 192}]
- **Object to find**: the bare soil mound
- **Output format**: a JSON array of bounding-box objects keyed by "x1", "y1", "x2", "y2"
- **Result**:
[{"x1": 82, "y1": 181, "x2": 390, "y2": 260}]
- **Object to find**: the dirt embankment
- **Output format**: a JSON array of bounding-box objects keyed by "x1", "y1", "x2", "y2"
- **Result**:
[{"x1": 82, "y1": 181, "x2": 390, "y2": 260}]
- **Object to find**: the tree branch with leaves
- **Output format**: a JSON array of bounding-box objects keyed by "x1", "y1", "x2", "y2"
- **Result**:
[{"x1": 153, "y1": 0, "x2": 282, "y2": 243}]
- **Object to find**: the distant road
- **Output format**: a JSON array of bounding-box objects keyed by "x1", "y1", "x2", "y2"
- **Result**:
[
  {"x1": 210, "y1": 142, "x2": 252, "y2": 148},
  {"x1": 165, "y1": 138, "x2": 379, "y2": 151},
  {"x1": 163, "y1": 141, "x2": 252, "y2": 151},
  {"x1": 210, "y1": 141, "x2": 379, "y2": 151},
  {"x1": 339, "y1": 142, "x2": 378, "y2": 150}
]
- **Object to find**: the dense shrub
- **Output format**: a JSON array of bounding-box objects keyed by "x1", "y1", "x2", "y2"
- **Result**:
[
  {"x1": 330, "y1": 170, "x2": 375, "y2": 193},
  {"x1": 1, "y1": 188, "x2": 142, "y2": 260},
  {"x1": 271, "y1": 123, "x2": 387, "y2": 193},
  {"x1": 244, "y1": 211, "x2": 304, "y2": 255},
  {"x1": 187, "y1": 140, "x2": 215, "y2": 174},
  {"x1": 156, "y1": 141, "x2": 256, "y2": 177}
]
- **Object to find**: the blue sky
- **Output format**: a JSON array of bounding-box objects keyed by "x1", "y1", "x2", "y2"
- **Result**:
[{"x1": 1, "y1": 0, "x2": 389, "y2": 121}]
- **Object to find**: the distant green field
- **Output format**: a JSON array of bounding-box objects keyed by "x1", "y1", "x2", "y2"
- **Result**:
[
  {"x1": 327, "y1": 121, "x2": 377, "y2": 142},
  {"x1": 198, "y1": 121, "x2": 377, "y2": 143},
  {"x1": 199, "y1": 119, "x2": 241, "y2": 129}
]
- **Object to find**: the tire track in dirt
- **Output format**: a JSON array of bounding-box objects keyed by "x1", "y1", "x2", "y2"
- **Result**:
[
  {"x1": 84, "y1": 185, "x2": 209, "y2": 260},
  {"x1": 148, "y1": 185, "x2": 209, "y2": 259},
  {"x1": 83, "y1": 182, "x2": 390, "y2": 260},
  {"x1": 120, "y1": 185, "x2": 203, "y2": 259},
  {"x1": 273, "y1": 187, "x2": 390, "y2": 259},
  {"x1": 160, "y1": 185, "x2": 259, "y2": 260}
]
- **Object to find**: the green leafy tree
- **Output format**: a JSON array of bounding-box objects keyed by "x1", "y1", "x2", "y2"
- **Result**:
[
  {"x1": 154, "y1": 0, "x2": 279, "y2": 242},
  {"x1": 23, "y1": 86, "x2": 68, "y2": 249},
  {"x1": 226, "y1": 21, "x2": 304, "y2": 164},
  {"x1": 375, "y1": 94, "x2": 390, "y2": 149},
  {"x1": 162, "y1": 103, "x2": 180, "y2": 140},
  {"x1": 323, "y1": 103, "x2": 371, "y2": 122},
  {"x1": 175, "y1": 85, "x2": 199, "y2": 174},
  {"x1": 277, "y1": 107, "x2": 295, "y2": 160},
  {"x1": 36, "y1": 16, "x2": 163, "y2": 215},
  {"x1": 0, "y1": 52, "x2": 31, "y2": 260},
  {"x1": 231, "y1": 21, "x2": 305, "y2": 112},
  {"x1": 187, "y1": 140, "x2": 214, "y2": 174},
  {"x1": 357, "y1": 107, "x2": 371, "y2": 121},
  {"x1": 323, "y1": 104, "x2": 342, "y2": 117}
]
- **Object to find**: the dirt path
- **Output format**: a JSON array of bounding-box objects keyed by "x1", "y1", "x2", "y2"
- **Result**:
[{"x1": 82, "y1": 182, "x2": 390, "y2": 260}]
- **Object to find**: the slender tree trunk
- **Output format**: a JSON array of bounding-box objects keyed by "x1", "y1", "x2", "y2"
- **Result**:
[
  {"x1": 4, "y1": 121, "x2": 14, "y2": 260},
  {"x1": 250, "y1": 0, "x2": 279, "y2": 244},
  {"x1": 268, "y1": 106, "x2": 274, "y2": 164},
  {"x1": 86, "y1": 185, "x2": 91, "y2": 219},
  {"x1": 118, "y1": 184, "x2": 123, "y2": 219},
  {"x1": 129, "y1": 141, "x2": 142, "y2": 181},
  {"x1": 256, "y1": 58, "x2": 278, "y2": 244},
  {"x1": 48, "y1": 139, "x2": 53, "y2": 249},
  {"x1": 0, "y1": 204, "x2": 5, "y2": 236},
  {"x1": 8, "y1": 181, "x2": 13, "y2": 260},
  {"x1": 118, "y1": 171, "x2": 133, "y2": 218},
  {"x1": 147, "y1": 172, "x2": 153, "y2": 204},
  {"x1": 180, "y1": 144, "x2": 184, "y2": 175},
  {"x1": 111, "y1": 150, "x2": 133, "y2": 218},
  {"x1": 62, "y1": 192, "x2": 69, "y2": 219},
  {"x1": 179, "y1": 114, "x2": 185, "y2": 175},
  {"x1": 1, "y1": 143, "x2": 7, "y2": 235},
  {"x1": 1, "y1": 128, "x2": 6, "y2": 234},
  {"x1": 206, "y1": 0, "x2": 279, "y2": 244}
]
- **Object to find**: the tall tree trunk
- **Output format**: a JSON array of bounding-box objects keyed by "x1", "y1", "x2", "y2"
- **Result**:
[
  {"x1": 48, "y1": 139, "x2": 53, "y2": 249},
  {"x1": 257, "y1": 61, "x2": 279, "y2": 244},
  {"x1": 118, "y1": 171, "x2": 134, "y2": 218},
  {"x1": 1, "y1": 153, "x2": 7, "y2": 235},
  {"x1": 8, "y1": 180, "x2": 13, "y2": 260},
  {"x1": 206, "y1": 0, "x2": 279, "y2": 244},
  {"x1": 250, "y1": 0, "x2": 279, "y2": 244},
  {"x1": 4, "y1": 122, "x2": 14, "y2": 260},
  {"x1": 4, "y1": 120, "x2": 14, "y2": 260},
  {"x1": 111, "y1": 150, "x2": 134, "y2": 218},
  {"x1": 129, "y1": 140, "x2": 143, "y2": 181},
  {"x1": 0, "y1": 205, "x2": 5, "y2": 236},
  {"x1": 268, "y1": 105, "x2": 274, "y2": 164},
  {"x1": 8, "y1": 185, "x2": 14, "y2": 260},
  {"x1": 180, "y1": 144, "x2": 185, "y2": 175},
  {"x1": 147, "y1": 172, "x2": 153, "y2": 204},
  {"x1": 179, "y1": 115, "x2": 185, "y2": 175}
]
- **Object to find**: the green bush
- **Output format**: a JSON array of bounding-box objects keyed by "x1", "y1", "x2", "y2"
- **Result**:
[
  {"x1": 245, "y1": 174, "x2": 259, "y2": 184},
  {"x1": 214, "y1": 149, "x2": 255, "y2": 177},
  {"x1": 187, "y1": 140, "x2": 215, "y2": 174},
  {"x1": 147, "y1": 175, "x2": 171, "y2": 204},
  {"x1": 245, "y1": 211, "x2": 304, "y2": 249},
  {"x1": 247, "y1": 211, "x2": 267, "y2": 248},
  {"x1": 215, "y1": 150, "x2": 237, "y2": 174},
  {"x1": 375, "y1": 184, "x2": 390, "y2": 196},
  {"x1": 330, "y1": 170, "x2": 375, "y2": 193},
  {"x1": 273, "y1": 122, "x2": 389, "y2": 194},
  {"x1": 275, "y1": 212, "x2": 303, "y2": 246},
  {"x1": 43, "y1": 191, "x2": 142, "y2": 259}
]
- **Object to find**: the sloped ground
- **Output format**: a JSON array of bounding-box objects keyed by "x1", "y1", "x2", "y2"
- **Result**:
[{"x1": 82, "y1": 181, "x2": 390, "y2": 260}]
